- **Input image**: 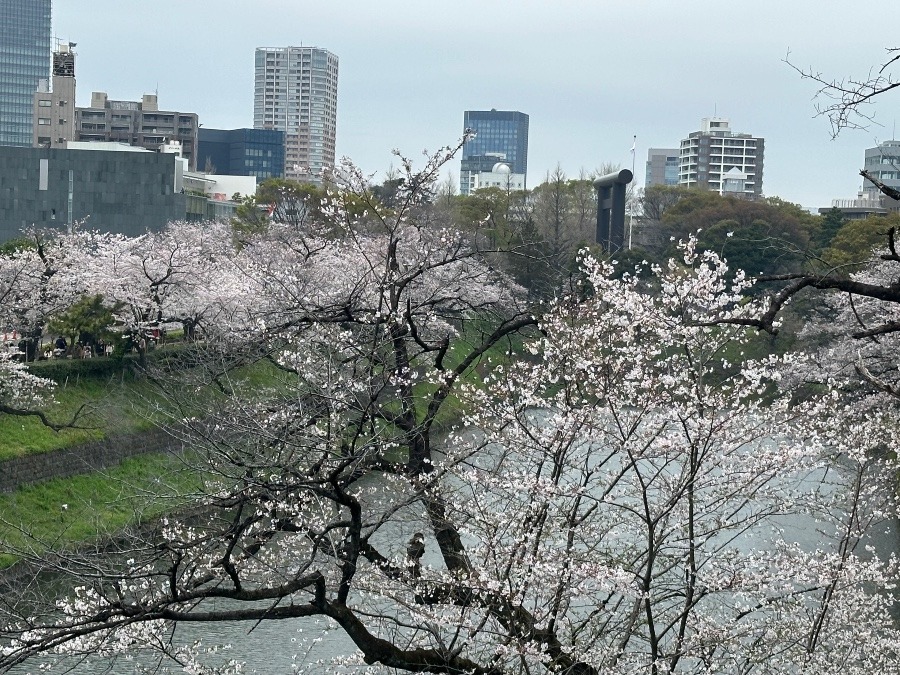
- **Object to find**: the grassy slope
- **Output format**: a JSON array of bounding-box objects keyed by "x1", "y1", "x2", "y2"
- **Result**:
[
  {"x1": 0, "y1": 324, "x2": 531, "y2": 567},
  {"x1": 0, "y1": 375, "x2": 160, "y2": 461},
  {"x1": 0, "y1": 351, "x2": 203, "y2": 567},
  {"x1": 0, "y1": 452, "x2": 201, "y2": 568}
]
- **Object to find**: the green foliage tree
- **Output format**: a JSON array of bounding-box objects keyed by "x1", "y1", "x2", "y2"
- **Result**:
[
  {"x1": 369, "y1": 176, "x2": 408, "y2": 209},
  {"x1": 232, "y1": 178, "x2": 325, "y2": 236},
  {"x1": 821, "y1": 213, "x2": 898, "y2": 269},
  {"x1": 813, "y1": 206, "x2": 847, "y2": 253},
  {"x1": 660, "y1": 192, "x2": 814, "y2": 275},
  {"x1": 0, "y1": 238, "x2": 35, "y2": 256},
  {"x1": 638, "y1": 184, "x2": 692, "y2": 223},
  {"x1": 47, "y1": 294, "x2": 121, "y2": 355}
]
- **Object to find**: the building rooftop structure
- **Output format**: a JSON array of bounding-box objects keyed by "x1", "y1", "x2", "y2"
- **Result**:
[{"x1": 32, "y1": 41, "x2": 77, "y2": 150}]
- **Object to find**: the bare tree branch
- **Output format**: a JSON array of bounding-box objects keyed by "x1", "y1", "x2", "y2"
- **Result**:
[{"x1": 785, "y1": 47, "x2": 900, "y2": 137}]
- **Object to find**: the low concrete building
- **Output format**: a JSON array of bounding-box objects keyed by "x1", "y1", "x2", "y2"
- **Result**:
[
  {"x1": 819, "y1": 196, "x2": 890, "y2": 220},
  {"x1": 182, "y1": 170, "x2": 256, "y2": 222},
  {"x1": 466, "y1": 162, "x2": 525, "y2": 193},
  {"x1": 0, "y1": 145, "x2": 186, "y2": 242}
]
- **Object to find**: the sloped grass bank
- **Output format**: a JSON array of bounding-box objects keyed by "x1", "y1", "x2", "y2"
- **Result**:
[
  {"x1": 0, "y1": 451, "x2": 201, "y2": 569},
  {"x1": 0, "y1": 343, "x2": 268, "y2": 461},
  {"x1": 0, "y1": 322, "x2": 534, "y2": 569}
]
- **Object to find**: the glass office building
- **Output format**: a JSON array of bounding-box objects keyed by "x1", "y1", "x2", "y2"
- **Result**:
[
  {"x1": 461, "y1": 110, "x2": 529, "y2": 195},
  {"x1": 0, "y1": 0, "x2": 52, "y2": 147},
  {"x1": 197, "y1": 128, "x2": 285, "y2": 179}
]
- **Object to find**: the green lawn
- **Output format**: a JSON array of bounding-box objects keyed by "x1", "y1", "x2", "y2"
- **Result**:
[
  {"x1": 0, "y1": 324, "x2": 533, "y2": 567},
  {"x1": 0, "y1": 451, "x2": 201, "y2": 568},
  {"x1": 0, "y1": 370, "x2": 159, "y2": 461}
]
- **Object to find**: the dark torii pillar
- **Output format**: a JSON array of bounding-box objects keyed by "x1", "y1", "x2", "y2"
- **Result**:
[{"x1": 594, "y1": 168, "x2": 633, "y2": 252}]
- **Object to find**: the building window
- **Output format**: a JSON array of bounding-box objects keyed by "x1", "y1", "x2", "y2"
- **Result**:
[
  {"x1": 38, "y1": 99, "x2": 51, "y2": 107},
  {"x1": 38, "y1": 118, "x2": 50, "y2": 125}
]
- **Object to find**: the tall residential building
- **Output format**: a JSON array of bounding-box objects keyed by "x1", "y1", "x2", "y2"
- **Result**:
[
  {"x1": 861, "y1": 139, "x2": 900, "y2": 207},
  {"x1": 253, "y1": 46, "x2": 339, "y2": 185},
  {"x1": 0, "y1": 0, "x2": 52, "y2": 147},
  {"x1": 197, "y1": 128, "x2": 285, "y2": 179},
  {"x1": 645, "y1": 148, "x2": 679, "y2": 187},
  {"x1": 678, "y1": 118, "x2": 764, "y2": 198},
  {"x1": 460, "y1": 110, "x2": 529, "y2": 196},
  {"x1": 33, "y1": 42, "x2": 76, "y2": 149},
  {"x1": 74, "y1": 92, "x2": 200, "y2": 170}
]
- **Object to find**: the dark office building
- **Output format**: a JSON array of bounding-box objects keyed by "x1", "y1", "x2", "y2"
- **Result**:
[
  {"x1": 460, "y1": 109, "x2": 529, "y2": 195},
  {"x1": 0, "y1": 0, "x2": 52, "y2": 147},
  {"x1": 0, "y1": 146, "x2": 186, "y2": 242},
  {"x1": 196, "y1": 128, "x2": 284, "y2": 179}
]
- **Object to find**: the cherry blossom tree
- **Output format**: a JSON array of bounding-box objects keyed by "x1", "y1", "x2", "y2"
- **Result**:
[
  {"x1": 450, "y1": 245, "x2": 900, "y2": 673},
  {"x1": 0, "y1": 234, "x2": 86, "y2": 427},
  {"x1": 0, "y1": 230, "x2": 88, "y2": 357},
  {"x1": 1, "y1": 145, "x2": 899, "y2": 674},
  {"x1": 62, "y1": 220, "x2": 253, "y2": 352},
  {"x1": 0, "y1": 354, "x2": 62, "y2": 428}
]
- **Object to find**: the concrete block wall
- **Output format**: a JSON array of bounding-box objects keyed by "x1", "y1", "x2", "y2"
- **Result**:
[{"x1": 0, "y1": 428, "x2": 180, "y2": 493}]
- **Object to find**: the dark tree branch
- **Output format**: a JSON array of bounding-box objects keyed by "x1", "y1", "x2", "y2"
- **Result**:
[
  {"x1": 0, "y1": 402, "x2": 90, "y2": 432},
  {"x1": 851, "y1": 320, "x2": 900, "y2": 339},
  {"x1": 855, "y1": 359, "x2": 900, "y2": 399},
  {"x1": 861, "y1": 170, "x2": 900, "y2": 202}
]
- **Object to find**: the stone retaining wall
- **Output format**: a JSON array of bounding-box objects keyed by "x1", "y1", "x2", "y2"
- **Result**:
[{"x1": 0, "y1": 428, "x2": 179, "y2": 493}]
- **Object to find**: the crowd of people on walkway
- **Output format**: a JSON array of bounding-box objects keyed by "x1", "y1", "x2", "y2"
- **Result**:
[{"x1": 46, "y1": 336, "x2": 114, "y2": 359}]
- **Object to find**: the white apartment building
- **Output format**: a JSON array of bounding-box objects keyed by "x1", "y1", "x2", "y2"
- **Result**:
[
  {"x1": 678, "y1": 118, "x2": 764, "y2": 198},
  {"x1": 253, "y1": 46, "x2": 338, "y2": 185},
  {"x1": 862, "y1": 139, "x2": 900, "y2": 205}
]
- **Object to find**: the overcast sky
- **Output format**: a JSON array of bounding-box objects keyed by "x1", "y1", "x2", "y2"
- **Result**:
[{"x1": 54, "y1": 0, "x2": 900, "y2": 209}]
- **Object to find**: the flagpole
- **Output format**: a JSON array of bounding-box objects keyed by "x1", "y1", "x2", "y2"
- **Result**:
[
  {"x1": 631, "y1": 134, "x2": 636, "y2": 177},
  {"x1": 629, "y1": 135, "x2": 636, "y2": 249}
]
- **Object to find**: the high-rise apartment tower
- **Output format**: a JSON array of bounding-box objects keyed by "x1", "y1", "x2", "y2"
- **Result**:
[
  {"x1": 0, "y1": 0, "x2": 52, "y2": 147},
  {"x1": 253, "y1": 46, "x2": 339, "y2": 185},
  {"x1": 460, "y1": 110, "x2": 529, "y2": 196}
]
